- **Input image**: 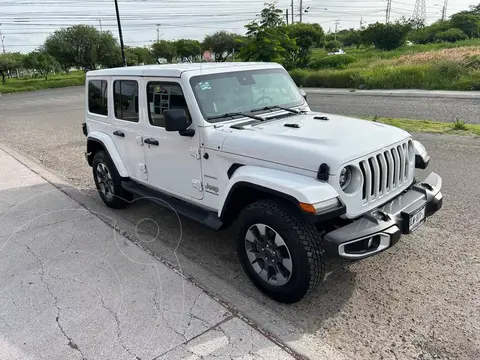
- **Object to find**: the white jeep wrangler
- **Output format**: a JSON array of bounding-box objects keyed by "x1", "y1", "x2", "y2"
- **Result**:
[{"x1": 82, "y1": 62, "x2": 443, "y2": 303}]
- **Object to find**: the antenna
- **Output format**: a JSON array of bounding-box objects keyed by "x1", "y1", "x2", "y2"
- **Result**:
[
  {"x1": 413, "y1": 0, "x2": 427, "y2": 23},
  {"x1": 386, "y1": 0, "x2": 392, "y2": 23}
]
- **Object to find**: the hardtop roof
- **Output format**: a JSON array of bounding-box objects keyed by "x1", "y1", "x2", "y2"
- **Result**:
[{"x1": 86, "y1": 62, "x2": 284, "y2": 78}]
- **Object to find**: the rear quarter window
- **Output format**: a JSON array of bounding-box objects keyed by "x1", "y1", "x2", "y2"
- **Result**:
[{"x1": 88, "y1": 80, "x2": 108, "y2": 116}]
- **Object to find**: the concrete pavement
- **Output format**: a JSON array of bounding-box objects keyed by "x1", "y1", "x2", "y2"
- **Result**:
[{"x1": 0, "y1": 147, "x2": 298, "y2": 360}]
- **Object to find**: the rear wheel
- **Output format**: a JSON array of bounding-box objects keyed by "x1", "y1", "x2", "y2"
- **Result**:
[
  {"x1": 235, "y1": 199, "x2": 325, "y2": 303},
  {"x1": 92, "y1": 151, "x2": 132, "y2": 209}
]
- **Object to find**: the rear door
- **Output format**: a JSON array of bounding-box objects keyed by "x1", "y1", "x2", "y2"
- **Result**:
[{"x1": 110, "y1": 78, "x2": 147, "y2": 181}]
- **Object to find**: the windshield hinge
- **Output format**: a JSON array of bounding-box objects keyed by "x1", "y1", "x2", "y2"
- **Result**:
[{"x1": 190, "y1": 148, "x2": 201, "y2": 160}]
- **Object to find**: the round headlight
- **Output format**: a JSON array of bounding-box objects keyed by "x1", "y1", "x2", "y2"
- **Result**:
[{"x1": 339, "y1": 167, "x2": 352, "y2": 190}]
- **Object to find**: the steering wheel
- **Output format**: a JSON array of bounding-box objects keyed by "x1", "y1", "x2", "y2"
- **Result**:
[{"x1": 254, "y1": 96, "x2": 274, "y2": 105}]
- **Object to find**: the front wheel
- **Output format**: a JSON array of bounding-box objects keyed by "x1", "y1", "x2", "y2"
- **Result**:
[
  {"x1": 235, "y1": 199, "x2": 325, "y2": 303},
  {"x1": 92, "y1": 151, "x2": 132, "y2": 209}
]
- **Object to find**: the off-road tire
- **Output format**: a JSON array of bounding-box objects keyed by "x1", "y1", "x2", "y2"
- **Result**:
[
  {"x1": 235, "y1": 199, "x2": 325, "y2": 303},
  {"x1": 92, "y1": 151, "x2": 132, "y2": 209}
]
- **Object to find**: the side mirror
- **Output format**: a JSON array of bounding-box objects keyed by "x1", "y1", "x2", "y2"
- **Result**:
[
  {"x1": 164, "y1": 109, "x2": 190, "y2": 132},
  {"x1": 299, "y1": 88, "x2": 307, "y2": 101}
]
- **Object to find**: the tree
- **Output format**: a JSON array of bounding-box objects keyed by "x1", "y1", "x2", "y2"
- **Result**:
[
  {"x1": 246, "y1": 1, "x2": 285, "y2": 36},
  {"x1": 450, "y1": 13, "x2": 480, "y2": 38},
  {"x1": 239, "y1": 27, "x2": 296, "y2": 63},
  {"x1": 409, "y1": 20, "x2": 451, "y2": 44},
  {"x1": 361, "y1": 22, "x2": 411, "y2": 50},
  {"x1": 23, "y1": 51, "x2": 59, "y2": 79},
  {"x1": 202, "y1": 31, "x2": 239, "y2": 62},
  {"x1": 284, "y1": 23, "x2": 325, "y2": 68},
  {"x1": 151, "y1": 40, "x2": 177, "y2": 63},
  {"x1": 0, "y1": 53, "x2": 23, "y2": 85},
  {"x1": 125, "y1": 46, "x2": 154, "y2": 66},
  {"x1": 435, "y1": 28, "x2": 469, "y2": 42},
  {"x1": 175, "y1": 39, "x2": 201, "y2": 61},
  {"x1": 44, "y1": 25, "x2": 121, "y2": 72},
  {"x1": 96, "y1": 31, "x2": 122, "y2": 68}
]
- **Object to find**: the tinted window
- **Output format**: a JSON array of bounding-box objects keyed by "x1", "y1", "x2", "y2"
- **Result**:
[
  {"x1": 114, "y1": 80, "x2": 139, "y2": 122},
  {"x1": 147, "y1": 82, "x2": 191, "y2": 127},
  {"x1": 88, "y1": 80, "x2": 108, "y2": 116}
]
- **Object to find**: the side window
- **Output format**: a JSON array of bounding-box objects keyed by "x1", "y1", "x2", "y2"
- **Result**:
[
  {"x1": 114, "y1": 80, "x2": 139, "y2": 122},
  {"x1": 147, "y1": 82, "x2": 191, "y2": 128},
  {"x1": 88, "y1": 80, "x2": 108, "y2": 116}
]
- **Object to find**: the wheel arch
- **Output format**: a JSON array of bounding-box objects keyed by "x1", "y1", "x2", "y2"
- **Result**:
[
  {"x1": 87, "y1": 132, "x2": 129, "y2": 178},
  {"x1": 218, "y1": 166, "x2": 340, "y2": 225}
]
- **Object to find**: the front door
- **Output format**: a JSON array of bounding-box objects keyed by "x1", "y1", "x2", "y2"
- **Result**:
[
  {"x1": 142, "y1": 79, "x2": 203, "y2": 200},
  {"x1": 110, "y1": 78, "x2": 147, "y2": 181}
]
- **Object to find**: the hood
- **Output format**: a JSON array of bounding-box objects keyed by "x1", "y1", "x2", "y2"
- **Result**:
[{"x1": 220, "y1": 113, "x2": 411, "y2": 174}]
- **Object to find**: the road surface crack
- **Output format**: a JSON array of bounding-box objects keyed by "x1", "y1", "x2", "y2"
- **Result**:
[
  {"x1": 100, "y1": 298, "x2": 141, "y2": 360},
  {"x1": 15, "y1": 235, "x2": 86, "y2": 359}
]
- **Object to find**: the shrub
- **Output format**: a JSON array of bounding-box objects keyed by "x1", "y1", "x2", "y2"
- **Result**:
[
  {"x1": 453, "y1": 119, "x2": 467, "y2": 130},
  {"x1": 308, "y1": 55, "x2": 357, "y2": 69},
  {"x1": 435, "y1": 29, "x2": 468, "y2": 43},
  {"x1": 325, "y1": 40, "x2": 342, "y2": 52},
  {"x1": 289, "y1": 68, "x2": 360, "y2": 88}
]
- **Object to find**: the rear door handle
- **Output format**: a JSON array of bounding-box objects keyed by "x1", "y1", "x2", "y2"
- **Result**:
[
  {"x1": 113, "y1": 130, "x2": 125, "y2": 137},
  {"x1": 144, "y1": 138, "x2": 159, "y2": 146}
]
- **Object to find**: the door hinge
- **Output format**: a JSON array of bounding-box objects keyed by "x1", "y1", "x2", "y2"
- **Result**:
[
  {"x1": 192, "y1": 180, "x2": 203, "y2": 192},
  {"x1": 189, "y1": 148, "x2": 201, "y2": 160},
  {"x1": 139, "y1": 163, "x2": 147, "y2": 173}
]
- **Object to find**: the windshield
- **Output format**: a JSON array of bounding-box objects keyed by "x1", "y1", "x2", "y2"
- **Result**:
[{"x1": 189, "y1": 68, "x2": 305, "y2": 123}]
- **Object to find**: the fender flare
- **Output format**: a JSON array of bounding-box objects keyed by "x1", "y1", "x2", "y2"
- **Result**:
[
  {"x1": 218, "y1": 165, "x2": 340, "y2": 219},
  {"x1": 87, "y1": 131, "x2": 129, "y2": 178}
]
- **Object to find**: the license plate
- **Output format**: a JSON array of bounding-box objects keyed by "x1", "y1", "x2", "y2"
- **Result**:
[{"x1": 409, "y1": 204, "x2": 426, "y2": 233}]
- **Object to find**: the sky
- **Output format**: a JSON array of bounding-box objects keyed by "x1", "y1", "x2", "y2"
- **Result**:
[{"x1": 0, "y1": 0, "x2": 476, "y2": 53}]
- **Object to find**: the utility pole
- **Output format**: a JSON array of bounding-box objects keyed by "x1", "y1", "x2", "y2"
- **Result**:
[
  {"x1": 360, "y1": 17, "x2": 364, "y2": 28},
  {"x1": 114, "y1": 0, "x2": 127, "y2": 67},
  {"x1": 0, "y1": 24, "x2": 5, "y2": 53},
  {"x1": 386, "y1": 0, "x2": 392, "y2": 23},
  {"x1": 441, "y1": 0, "x2": 448, "y2": 21},
  {"x1": 286, "y1": 9, "x2": 289, "y2": 25},
  {"x1": 334, "y1": 20, "x2": 340, "y2": 41},
  {"x1": 97, "y1": 17, "x2": 103, "y2": 33},
  {"x1": 299, "y1": 0, "x2": 303, "y2": 23},
  {"x1": 291, "y1": 0, "x2": 294, "y2": 24},
  {"x1": 156, "y1": 24, "x2": 161, "y2": 42}
]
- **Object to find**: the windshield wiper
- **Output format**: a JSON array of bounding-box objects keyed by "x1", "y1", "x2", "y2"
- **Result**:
[
  {"x1": 207, "y1": 112, "x2": 265, "y2": 121},
  {"x1": 250, "y1": 105, "x2": 303, "y2": 114}
]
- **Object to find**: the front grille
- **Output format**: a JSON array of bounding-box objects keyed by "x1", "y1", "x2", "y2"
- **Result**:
[{"x1": 359, "y1": 142, "x2": 412, "y2": 204}]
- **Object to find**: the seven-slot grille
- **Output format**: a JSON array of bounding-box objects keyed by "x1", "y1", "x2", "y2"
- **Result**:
[{"x1": 359, "y1": 141, "x2": 412, "y2": 203}]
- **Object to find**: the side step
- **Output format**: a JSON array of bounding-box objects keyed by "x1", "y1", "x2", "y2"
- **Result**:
[{"x1": 121, "y1": 180, "x2": 224, "y2": 230}]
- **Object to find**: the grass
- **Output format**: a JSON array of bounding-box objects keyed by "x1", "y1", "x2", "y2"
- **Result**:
[
  {"x1": 0, "y1": 71, "x2": 85, "y2": 94},
  {"x1": 298, "y1": 40, "x2": 480, "y2": 90},
  {"x1": 366, "y1": 117, "x2": 480, "y2": 137}
]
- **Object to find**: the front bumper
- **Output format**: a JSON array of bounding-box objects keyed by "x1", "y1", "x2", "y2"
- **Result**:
[{"x1": 323, "y1": 172, "x2": 443, "y2": 259}]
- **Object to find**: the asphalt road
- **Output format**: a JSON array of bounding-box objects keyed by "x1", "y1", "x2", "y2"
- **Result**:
[
  {"x1": 306, "y1": 92, "x2": 480, "y2": 123},
  {"x1": 1, "y1": 87, "x2": 479, "y2": 360}
]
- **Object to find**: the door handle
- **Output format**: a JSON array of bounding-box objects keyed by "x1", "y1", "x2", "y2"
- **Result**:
[
  {"x1": 113, "y1": 130, "x2": 125, "y2": 137},
  {"x1": 144, "y1": 138, "x2": 159, "y2": 146}
]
